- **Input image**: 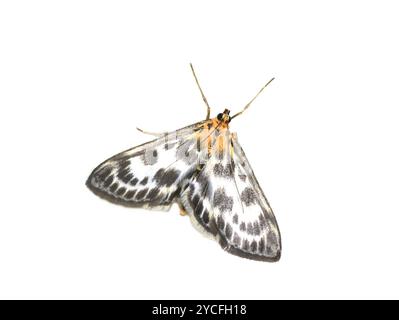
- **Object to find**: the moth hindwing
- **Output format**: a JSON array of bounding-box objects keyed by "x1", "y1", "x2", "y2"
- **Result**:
[{"x1": 87, "y1": 66, "x2": 280, "y2": 262}]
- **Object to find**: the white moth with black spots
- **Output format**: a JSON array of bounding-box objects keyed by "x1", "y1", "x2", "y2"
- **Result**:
[{"x1": 86, "y1": 64, "x2": 281, "y2": 262}]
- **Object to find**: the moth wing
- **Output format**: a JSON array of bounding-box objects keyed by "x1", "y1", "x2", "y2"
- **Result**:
[
  {"x1": 179, "y1": 131, "x2": 281, "y2": 261},
  {"x1": 229, "y1": 137, "x2": 281, "y2": 261},
  {"x1": 87, "y1": 122, "x2": 206, "y2": 210}
]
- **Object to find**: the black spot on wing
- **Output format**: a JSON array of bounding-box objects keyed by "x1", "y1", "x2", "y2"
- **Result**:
[
  {"x1": 121, "y1": 172, "x2": 134, "y2": 184},
  {"x1": 233, "y1": 214, "x2": 238, "y2": 224},
  {"x1": 196, "y1": 169, "x2": 208, "y2": 187},
  {"x1": 208, "y1": 217, "x2": 218, "y2": 236},
  {"x1": 116, "y1": 187, "x2": 126, "y2": 196},
  {"x1": 213, "y1": 163, "x2": 233, "y2": 178},
  {"x1": 103, "y1": 175, "x2": 114, "y2": 188},
  {"x1": 196, "y1": 201, "x2": 204, "y2": 216},
  {"x1": 243, "y1": 239, "x2": 249, "y2": 250},
  {"x1": 153, "y1": 169, "x2": 165, "y2": 181},
  {"x1": 191, "y1": 195, "x2": 200, "y2": 208},
  {"x1": 225, "y1": 223, "x2": 232, "y2": 240},
  {"x1": 189, "y1": 183, "x2": 195, "y2": 195},
  {"x1": 176, "y1": 139, "x2": 197, "y2": 165},
  {"x1": 247, "y1": 222, "x2": 254, "y2": 235},
  {"x1": 130, "y1": 178, "x2": 139, "y2": 186},
  {"x1": 190, "y1": 189, "x2": 204, "y2": 220},
  {"x1": 196, "y1": 137, "x2": 201, "y2": 152},
  {"x1": 116, "y1": 160, "x2": 133, "y2": 183},
  {"x1": 110, "y1": 183, "x2": 118, "y2": 193},
  {"x1": 164, "y1": 141, "x2": 176, "y2": 150},
  {"x1": 117, "y1": 159, "x2": 133, "y2": 183},
  {"x1": 213, "y1": 163, "x2": 224, "y2": 176},
  {"x1": 259, "y1": 214, "x2": 267, "y2": 230},
  {"x1": 217, "y1": 216, "x2": 225, "y2": 230},
  {"x1": 239, "y1": 222, "x2": 246, "y2": 231},
  {"x1": 240, "y1": 187, "x2": 257, "y2": 206},
  {"x1": 196, "y1": 171, "x2": 212, "y2": 199},
  {"x1": 202, "y1": 209, "x2": 210, "y2": 224},
  {"x1": 98, "y1": 167, "x2": 112, "y2": 181},
  {"x1": 142, "y1": 149, "x2": 158, "y2": 165},
  {"x1": 140, "y1": 177, "x2": 148, "y2": 185},
  {"x1": 119, "y1": 159, "x2": 130, "y2": 170},
  {"x1": 167, "y1": 186, "x2": 181, "y2": 202},
  {"x1": 253, "y1": 222, "x2": 261, "y2": 236},
  {"x1": 259, "y1": 238, "x2": 265, "y2": 253},
  {"x1": 250, "y1": 240, "x2": 257, "y2": 253},
  {"x1": 233, "y1": 233, "x2": 241, "y2": 246},
  {"x1": 125, "y1": 190, "x2": 136, "y2": 199},
  {"x1": 238, "y1": 174, "x2": 247, "y2": 182},
  {"x1": 135, "y1": 188, "x2": 148, "y2": 200},
  {"x1": 147, "y1": 188, "x2": 160, "y2": 199},
  {"x1": 213, "y1": 188, "x2": 233, "y2": 213},
  {"x1": 153, "y1": 169, "x2": 180, "y2": 187}
]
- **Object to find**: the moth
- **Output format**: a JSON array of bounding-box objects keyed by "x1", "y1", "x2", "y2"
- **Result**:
[{"x1": 86, "y1": 64, "x2": 281, "y2": 262}]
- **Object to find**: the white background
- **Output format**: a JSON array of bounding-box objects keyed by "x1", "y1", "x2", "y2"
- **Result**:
[{"x1": 1, "y1": 1, "x2": 398, "y2": 299}]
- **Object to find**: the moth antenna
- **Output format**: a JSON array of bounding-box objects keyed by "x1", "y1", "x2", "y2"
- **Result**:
[
  {"x1": 231, "y1": 77, "x2": 275, "y2": 120},
  {"x1": 190, "y1": 63, "x2": 211, "y2": 120}
]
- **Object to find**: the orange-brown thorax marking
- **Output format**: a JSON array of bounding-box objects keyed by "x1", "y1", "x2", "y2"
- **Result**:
[{"x1": 196, "y1": 117, "x2": 231, "y2": 157}]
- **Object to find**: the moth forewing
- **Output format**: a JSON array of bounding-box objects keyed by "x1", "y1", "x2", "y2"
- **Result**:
[
  {"x1": 178, "y1": 124, "x2": 281, "y2": 262},
  {"x1": 86, "y1": 122, "x2": 206, "y2": 210}
]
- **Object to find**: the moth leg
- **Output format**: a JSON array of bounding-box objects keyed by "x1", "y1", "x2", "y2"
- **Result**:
[
  {"x1": 136, "y1": 127, "x2": 165, "y2": 137},
  {"x1": 178, "y1": 203, "x2": 188, "y2": 216}
]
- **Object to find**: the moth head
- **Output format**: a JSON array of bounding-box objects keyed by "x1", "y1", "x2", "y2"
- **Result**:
[{"x1": 216, "y1": 109, "x2": 231, "y2": 123}]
